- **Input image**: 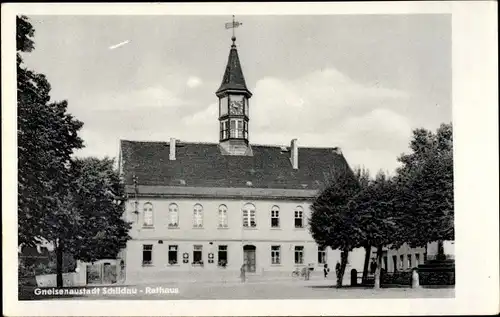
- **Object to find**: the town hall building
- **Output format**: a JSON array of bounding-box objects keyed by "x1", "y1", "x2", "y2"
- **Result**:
[{"x1": 116, "y1": 34, "x2": 432, "y2": 284}]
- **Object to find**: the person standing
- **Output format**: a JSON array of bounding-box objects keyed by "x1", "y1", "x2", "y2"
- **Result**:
[
  {"x1": 323, "y1": 263, "x2": 330, "y2": 278},
  {"x1": 240, "y1": 263, "x2": 246, "y2": 283}
]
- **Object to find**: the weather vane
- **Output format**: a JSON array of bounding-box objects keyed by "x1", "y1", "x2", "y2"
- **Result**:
[{"x1": 225, "y1": 15, "x2": 242, "y2": 43}]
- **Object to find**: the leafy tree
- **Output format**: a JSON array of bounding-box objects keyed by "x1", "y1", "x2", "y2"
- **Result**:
[
  {"x1": 17, "y1": 15, "x2": 84, "y2": 247},
  {"x1": 354, "y1": 171, "x2": 399, "y2": 289},
  {"x1": 51, "y1": 157, "x2": 132, "y2": 286},
  {"x1": 352, "y1": 167, "x2": 373, "y2": 284},
  {"x1": 395, "y1": 124, "x2": 454, "y2": 255},
  {"x1": 309, "y1": 168, "x2": 364, "y2": 287}
]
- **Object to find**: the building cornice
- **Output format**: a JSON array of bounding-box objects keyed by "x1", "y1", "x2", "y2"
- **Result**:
[{"x1": 125, "y1": 185, "x2": 318, "y2": 201}]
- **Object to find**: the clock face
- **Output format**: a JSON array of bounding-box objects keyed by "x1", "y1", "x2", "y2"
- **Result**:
[{"x1": 229, "y1": 96, "x2": 245, "y2": 115}]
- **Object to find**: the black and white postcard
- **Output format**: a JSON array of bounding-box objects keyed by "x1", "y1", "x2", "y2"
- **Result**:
[{"x1": 2, "y1": 2, "x2": 498, "y2": 316}]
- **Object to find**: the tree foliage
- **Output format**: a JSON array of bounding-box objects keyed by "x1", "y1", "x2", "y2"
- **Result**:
[
  {"x1": 67, "y1": 157, "x2": 132, "y2": 263},
  {"x1": 17, "y1": 15, "x2": 84, "y2": 246},
  {"x1": 395, "y1": 123, "x2": 454, "y2": 248},
  {"x1": 309, "y1": 167, "x2": 366, "y2": 286}
]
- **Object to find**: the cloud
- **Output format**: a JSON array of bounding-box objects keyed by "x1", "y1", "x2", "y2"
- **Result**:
[
  {"x1": 184, "y1": 67, "x2": 415, "y2": 173},
  {"x1": 186, "y1": 76, "x2": 202, "y2": 88},
  {"x1": 74, "y1": 66, "x2": 416, "y2": 174}
]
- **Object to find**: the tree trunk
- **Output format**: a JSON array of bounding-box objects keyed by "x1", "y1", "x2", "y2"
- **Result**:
[
  {"x1": 437, "y1": 240, "x2": 445, "y2": 260},
  {"x1": 56, "y1": 241, "x2": 64, "y2": 288},
  {"x1": 336, "y1": 248, "x2": 349, "y2": 288},
  {"x1": 373, "y1": 245, "x2": 383, "y2": 289},
  {"x1": 362, "y1": 244, "x2": 371, "y2": 284}
]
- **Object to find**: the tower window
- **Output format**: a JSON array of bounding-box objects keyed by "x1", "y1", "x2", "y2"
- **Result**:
[
  {"x1": 220, "y1": 120, "x2": 229, "y2": 140},
  {"x1": 220, "y1": 96, "x2": 228, "y2": 116},
  {"x1": 230, "y1": 119, "x2": 244, "y2": 139}
]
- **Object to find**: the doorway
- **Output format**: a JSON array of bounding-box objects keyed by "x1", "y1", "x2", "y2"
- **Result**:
[{"x1": 243, "y1": 245, "x2": 256, "y2": 273}]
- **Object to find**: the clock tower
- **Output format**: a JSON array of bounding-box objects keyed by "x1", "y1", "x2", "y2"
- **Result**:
[{"x1": 216, "y1": 35, "x2": 253, "y2": 156}]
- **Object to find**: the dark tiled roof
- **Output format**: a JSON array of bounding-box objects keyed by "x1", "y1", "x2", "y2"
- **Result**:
[
  {"x1": 120, "y1": 140, "x2": 351, "y2": 190},
  {"x1": 216, "y1": 44, "x2": 250, "y2": 95}
]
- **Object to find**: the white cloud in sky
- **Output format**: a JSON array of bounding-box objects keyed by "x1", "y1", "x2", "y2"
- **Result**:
[
  {"x1": 74, "y1": 66, "x2": 415, "y2": 174},
  {"x1": 177, "y1": 67, "x2": 414, "y2": 174},
  {"x1": 186, "y1": 76, "x2": 202, "y2": 88}
]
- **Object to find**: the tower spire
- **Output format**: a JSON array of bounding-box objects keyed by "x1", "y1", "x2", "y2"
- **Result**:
[{"x1": 217, "y1": 16, "x2": 253, "y2": 156}]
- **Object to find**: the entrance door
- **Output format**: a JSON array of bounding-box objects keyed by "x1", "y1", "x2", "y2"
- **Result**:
[{"x1": 243, "y1": 245, "x2": 256, "y2": 273}]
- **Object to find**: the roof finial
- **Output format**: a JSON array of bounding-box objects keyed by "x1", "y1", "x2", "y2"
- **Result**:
[{"x1": 225, "y1": 15, "x2": 242, "y2": 48}]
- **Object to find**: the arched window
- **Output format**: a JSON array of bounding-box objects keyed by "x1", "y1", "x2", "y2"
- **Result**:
[
  {"x1": 294, "y1": 206, "x2": 304, "y2": 228},
  {"x1": 271, "y1": 205, "x2": 280, "y2": 228},
  {"x1": 143, "y1": 202, "x2": 154, "y2": 227},
  {"x1": 218, "y1": 205, "x2": 228, "y2": 228},
  {"x1": 193, "y1": 204, "x2": 203, "y2": 228},
  {"x1": 168, "y1": 203, "x2": 179, "y2": 228},
  {"x1": 242, "y1": 203, "x2": 256, "y2": 228}
]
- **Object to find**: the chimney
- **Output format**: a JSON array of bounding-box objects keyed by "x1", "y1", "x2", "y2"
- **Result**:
[
  {"x1": 290, "y1": 138, "x2": 298, "y2": 169},
  {"x1": 169, "y1": 138, "x2": 176, "y2": 161}
]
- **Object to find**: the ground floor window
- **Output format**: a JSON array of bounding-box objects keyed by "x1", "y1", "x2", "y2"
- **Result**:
[
  {"x1": 383, "y1": 256, "x2": 388, "y2": 270},
  {"x1": 218, "y1": 245, "x2": 228, "y2": 267},
  {"x1": 392, "y1": 255, "x2": 397, "y2": 272},
  {"x1": 142, "y1": 244, "x2": 153, "y2": 266},
  {"x1": 168, "y1": 245, "x2": 178, "y2": 265},
  {"x1": 317, "y1": 247, "x2": 326, "y2": 264},
  {"x1": 407, "y1": 254, "x2": 412, "y2": 268},
  {"x1": 193, "y1": 245, "x2": 203, "y2": 264},
  {"x1": 294, "y1": 246, "x2": 304, "y2": 264},
  {"x1": 399, "y1": 255, "x2": 404, "y2": 270},
  {"x1": 271, "y1": 245, "x2": 281, "y2": 264},
  {"x1": 415, "y1": 253, "x2": 421, "y2": 265}
]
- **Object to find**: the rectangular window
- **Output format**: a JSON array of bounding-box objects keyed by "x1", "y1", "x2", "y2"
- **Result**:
[
  {"x1": 142, "y1": 244, "x2": 153, "y2": 266},
  {"x1": 294, "y1": 210, "x2": 303, "y2": 228},
  {"x1": 230, "y1": 119, "x2": 236, "y2": 138},
  {"x1": 392, "y1": 255, "x2": 398, "y2": 272},
  {"x1": 294, "y1": 246, "x2": 304, "y2": 264},
  {"x1": 271, "y1": 209, "x2": 280, "y2": 228},
  {"x1": 193, "y1": 245, "x2": 203, "y2": 264},
  {"x1": 244, "y1": 121, "x2": 248, "y2": 139},
  {"x1": 383, "y1": 256, "x2": 388, "y2": 270},
  {"x1": 407, "y1": 254, "x2": 412, "y2": 268},
  {"x1": 415, "y1": 253, "x2": 421, "y2": 266},
  {"x1": 317, "y1": 247, "x2": 326, "y2": 264},
  {"x1": 168, "y1": 245, "x2": 178, "y2": 265},
  {"x1": 218, "y1": 245, "x2": 228, "y2": 266},
  {"x1": 271, "y1": 245, "x2": 281, "y2": 264},
  {"x1": 236, "y1": 120, "x2": 243, "y2": 138},
  {"x1": 399, "y1": 255, "x2": 404, "y2": 270}
]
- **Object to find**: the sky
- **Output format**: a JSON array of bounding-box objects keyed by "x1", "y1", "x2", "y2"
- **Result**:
[{"x1": 21, "y1": 14, "x2": 451, "y2": 175}]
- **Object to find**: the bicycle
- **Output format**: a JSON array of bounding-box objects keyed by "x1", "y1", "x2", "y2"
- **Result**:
[{"x1": 291, "y1": 267, "x2": 306, "y2": 277}]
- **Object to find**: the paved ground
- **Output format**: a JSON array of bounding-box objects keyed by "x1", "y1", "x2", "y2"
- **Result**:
[{"x1": 45, "y1": 279, "x2": 454, "y2": 300}]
